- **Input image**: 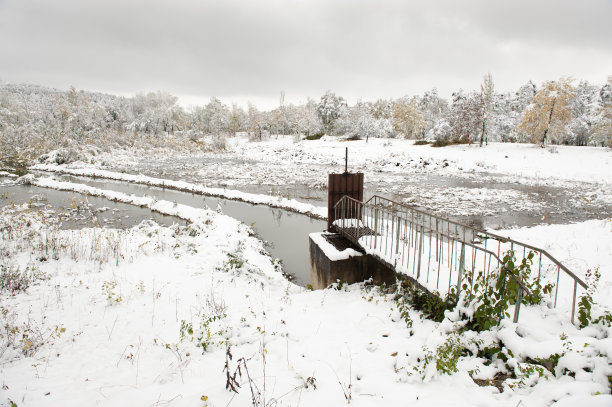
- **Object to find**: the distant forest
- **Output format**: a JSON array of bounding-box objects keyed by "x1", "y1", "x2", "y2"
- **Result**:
[{"x1": 1, "y1": 76, "x2": 611, "y2": 166}]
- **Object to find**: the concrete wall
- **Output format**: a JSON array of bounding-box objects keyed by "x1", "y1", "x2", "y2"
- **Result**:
[{"x1": 309, "y1": 235, "x2": 396, "y2": 289}]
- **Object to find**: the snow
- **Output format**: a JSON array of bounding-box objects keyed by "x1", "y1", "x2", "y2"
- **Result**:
[
  {"x1": 310, "y1": 232, "x2": 363, "y2": 261},
  {"x1": 499, "y1": 219, "x2": 612, "y2": 306},
  {"x1": 31, "y1": 163, "x2": 327, "y2": 219},
  {"x1": 2, "y1": 178, "x2": 611, "y2": 406},
  {"x1": 551, "y1": 394, "x2": 612, "y2": 407},
  {"x1": 2, "y1": 138, "x2": 612, "y2": 406},
  {"x1": 224, "y1": 137, "x2": 612, "y2": 186},
  {"x1": 44, "y1": 135, "x2": 612, "y2": 224}
]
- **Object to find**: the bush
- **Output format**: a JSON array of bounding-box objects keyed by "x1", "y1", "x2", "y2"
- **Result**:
[
  {"x1": 431, "y1": 138, "x2": 468, "y2": 148},
  {"x1": 305, "y1": 132, "x2": 325, "y2": 140}
]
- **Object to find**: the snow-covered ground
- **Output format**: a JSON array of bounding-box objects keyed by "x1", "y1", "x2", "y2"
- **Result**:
[
  {"x1": 1, "y1": 179, "x2": 611, "y2": 406},
  {"x1": 1, "y1": 138, "x2": 611, "y2": 406},
  {"x1": 52, "y1": 136, "x2": 612, "y2": 227}
]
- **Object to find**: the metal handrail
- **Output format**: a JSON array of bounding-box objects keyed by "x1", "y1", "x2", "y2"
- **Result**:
[
  {"x1": 334, "y1": 194, "x2": 586, "y2": 324},
  {"x1": 364, "y1": 195, "x2": 587, "y2": 289}
]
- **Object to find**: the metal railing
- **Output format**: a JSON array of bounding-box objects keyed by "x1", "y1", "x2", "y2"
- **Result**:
[{"x1": 333, "y1": 195, "x2": 587, "y2": 324}]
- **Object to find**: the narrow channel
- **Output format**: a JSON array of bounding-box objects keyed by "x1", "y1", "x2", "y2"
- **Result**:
[{"x1": 29, "y1": 174, "x2": 327, "y2": 286}]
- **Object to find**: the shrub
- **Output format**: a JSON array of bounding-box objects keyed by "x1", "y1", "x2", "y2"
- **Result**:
[{"x1": 305, "y1": 132, "x2": 325, "y2": 140}]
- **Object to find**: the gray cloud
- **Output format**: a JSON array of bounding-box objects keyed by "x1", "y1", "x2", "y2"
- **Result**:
[{"x1": 1, "y1": 0, "x2": 610, "y2": 108}]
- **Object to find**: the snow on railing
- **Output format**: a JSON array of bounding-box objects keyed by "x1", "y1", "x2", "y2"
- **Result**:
[{"x1": 333, "y1": 195, "x2": 587, "y2": 324}]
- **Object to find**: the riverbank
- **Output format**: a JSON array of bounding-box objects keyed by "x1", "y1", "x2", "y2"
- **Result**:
[
  {"x1": 33, "y1": 136, "x2": 612, "y2": 229},
  {"x1": 1, "y1": 178, "x2": 611, "y2": 406}
]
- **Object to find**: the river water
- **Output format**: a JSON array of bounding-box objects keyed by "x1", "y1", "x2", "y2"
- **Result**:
[
  {"x1": 1, "y1": 175, "x2": 326, "y2": 286},
  {"x1": 103, "y1": 155, "x2": 612, "y2": 230}
]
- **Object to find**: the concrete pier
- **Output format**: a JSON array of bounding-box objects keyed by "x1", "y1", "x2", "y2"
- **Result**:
[{"x1": 309, "y1": 232, "x2": 396, "y2": 289}]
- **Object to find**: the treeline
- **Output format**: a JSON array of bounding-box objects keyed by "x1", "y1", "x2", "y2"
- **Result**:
[{"x1": 1, "y1": 76, "x2": 611, "y2": 164}]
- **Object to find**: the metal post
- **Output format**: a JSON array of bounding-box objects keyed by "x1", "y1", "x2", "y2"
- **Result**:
[
  {"x1": 497, "y1": 268, "x2": 507, "y2": 326},
  {"x1": 571, "y1": 280, "x2": 578, "y2": 325},
  {"x1": 373, "y1": 208, "x2": 378, "y2": 250},
  {"x1": 457, "y1": 243, "x2": 465, "y2": 300},
  {"x1": 513, "y1": 286, "x2": 524, "y2": 323},
  {"x1": 395, "y1": 215, "x2": 401, "y2": 254},
  {"x1": 345, "y1": 147, "x2": 348, "y2": 173},
  {"x1": 416, "y1": 225, "x2": 423, "y2": 280},
  {"x1": 554, "y1": 265, "x2": 560, "y2": 308}
]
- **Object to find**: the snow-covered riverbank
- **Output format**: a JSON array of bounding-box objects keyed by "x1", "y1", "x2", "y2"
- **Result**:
[
  {"x1": 1, "y1": 179, "x2": 611, "y2": 406},
  {"x1": 37, "y1": 136, "x2": 612, "y2": 227},
  {"x1": 1, "y1": 138, "x2": 611, "y2": 406}
]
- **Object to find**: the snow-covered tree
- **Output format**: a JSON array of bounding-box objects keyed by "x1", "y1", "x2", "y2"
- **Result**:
[
  {"x1": 339, "y1": 101, "x2": 392, "y2": 140},
  {"x1": 201, "y1": 97, "x2": 229, "y2": 135},
  {"x1": 247, "y1": 102, "x2": 265, "y2": 140},
  {"x1": 567, "y1": 80, "x2": 601, "y2": 146},
  {"x1": 295, "y1": 98, "x2": 322, "y2": 137},
  {"x1": 479, "y1": 72, "x2": 495, "y2": 146},
  {"x1": 449, "y1": 90, "x2": 482, "y2": 144},
  {"x1": 317, "y1": 91, "x2": 347, "y2": 135},
  {"x1": 393, "y1": 97, "x2": 426, "y2": 139},
  {"x1": 416, "y1": 88, "x2": 448, "y2": 135},
  {"x1": 519, "y1": 77, "x2": 575, "y2": 147},
  {"x1": 228, "y1": 103, "x2": 247, "y2": 136}
]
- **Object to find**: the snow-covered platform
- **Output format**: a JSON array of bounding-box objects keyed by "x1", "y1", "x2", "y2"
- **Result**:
[{"x1": 309, "y1": 232, "x2": 395, "y2": 289}]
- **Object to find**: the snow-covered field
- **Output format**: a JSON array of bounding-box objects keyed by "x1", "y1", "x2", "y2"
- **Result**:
[
  {"x1": 1, "y1": 138, "x2": 612, "y2": 406},
  {"x1": 59, "y1": 136, "x2": 612, "y2": 226}
]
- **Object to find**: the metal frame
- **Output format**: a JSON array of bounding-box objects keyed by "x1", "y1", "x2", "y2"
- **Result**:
[{"x1": 333, "y1": 194, "x2": 587, "y2": 324}]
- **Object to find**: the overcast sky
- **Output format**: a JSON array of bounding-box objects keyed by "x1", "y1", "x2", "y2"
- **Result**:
[{"x1": 1, "y1": 0, "x2": 611, "y2": 109}]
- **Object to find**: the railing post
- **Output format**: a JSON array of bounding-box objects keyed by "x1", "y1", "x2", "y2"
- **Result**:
[
  {"x1": 416, "y1": 225, "x2": 423, "y2": 280},
  {"x1": 395, "y1": 214, "x2": 401, "y2": 254},
  {"x1": 497, "y1": 267, "x2": 507, "y2": 326},
  {"x1": 513, "y1": 286, "x2": 524, "y2": 323},
  {"x1": 554, "y1": 265, "x2": 560, "y2": 308},
  {"x1": 571, "y1": 280, "x2": 578, "y2": 325},
  {"x1": 457, "y1": 243, "x2": 465, "y2": 300},
  {"x1": 373, "y1": 207, "x2": 379, "y2": 250}
]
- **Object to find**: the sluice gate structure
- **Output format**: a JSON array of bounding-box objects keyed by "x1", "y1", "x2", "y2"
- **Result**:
[
  {"x1": 330, "y1": 194, "x2": 587, "y2": 324},
  {"x1": 309, "y1": 149, "x2": 587, "y2": 324}
]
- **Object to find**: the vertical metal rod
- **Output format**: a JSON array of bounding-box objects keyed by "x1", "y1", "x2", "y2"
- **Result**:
[
  {"x1": 447, "y1": 221, "x2": 451, "y2": 265},
  {"x1": 390, "y1": 211, "x2": 395, "y2": 256},
  {"x1": 436, "y1": 236, "x2": 442, "y2": 290},
  {"x1": 410, "y1": 212, "x2": 414, "y2": 248},
  {"x1": 497, "y1": 268, "x2": 507, "y2": 326},
  {"x1": 513, "y1": 286, "x2": 523, "y2": 323},
  {"x1": 456, "y1": 243, "x2": 465, "y2": 301},
  {"x1": 345, "y1": 147, "x2": 348, "y2": 173},
  {"x1": 483, "y1": 239, "x2": 488, "y2": 279},
  {"x1": 439, "y1": 232, "x2": 444, "y2": 267},
  {"x1": 538, "y1": 253, "x2": 542, "y2": 282},
  {"x1": 412, "y1": 221, "x2": 417, "y2": 276},
  {"x1": 427, "y1": 224, "x2": 432, "y2": 283},
  {"x1": 449, "y1": 238, "x2": 454, "y2": 278},
  {"x1": 554, "y1": 266, "x2": 560, "y2": 308},
  {"x1": 471, "y1": 247, "x2": 476, "y2": 295},
  {"x1": 401, "y1": 218, "x2": 406, "y2": 267},
  {"x1": 448, "y1": 238, "x2": 454, "y2": 293},
  {"x1": 571, "y1": 280, "x2": 578, "y2": 325},
  {"x1": 416, "y1": 225, "x2": 423, "y2": 280},
  {"x1": 435, "y1": 219, "x2": 439, "y2": 261},
  {"x1": 373, "y1": 208, "x2": 378, "y2": 250},
  {"x1": 385, "y1": 209, "x2": 390, "y2": 258},
  {"x1": 395, "y1": 215, "x2": 400, "y2": 254}
]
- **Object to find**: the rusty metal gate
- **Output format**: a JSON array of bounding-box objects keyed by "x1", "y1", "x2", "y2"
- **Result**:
[{"x1": 327, "y1": 172, "x2": 363, "y2": 230}]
